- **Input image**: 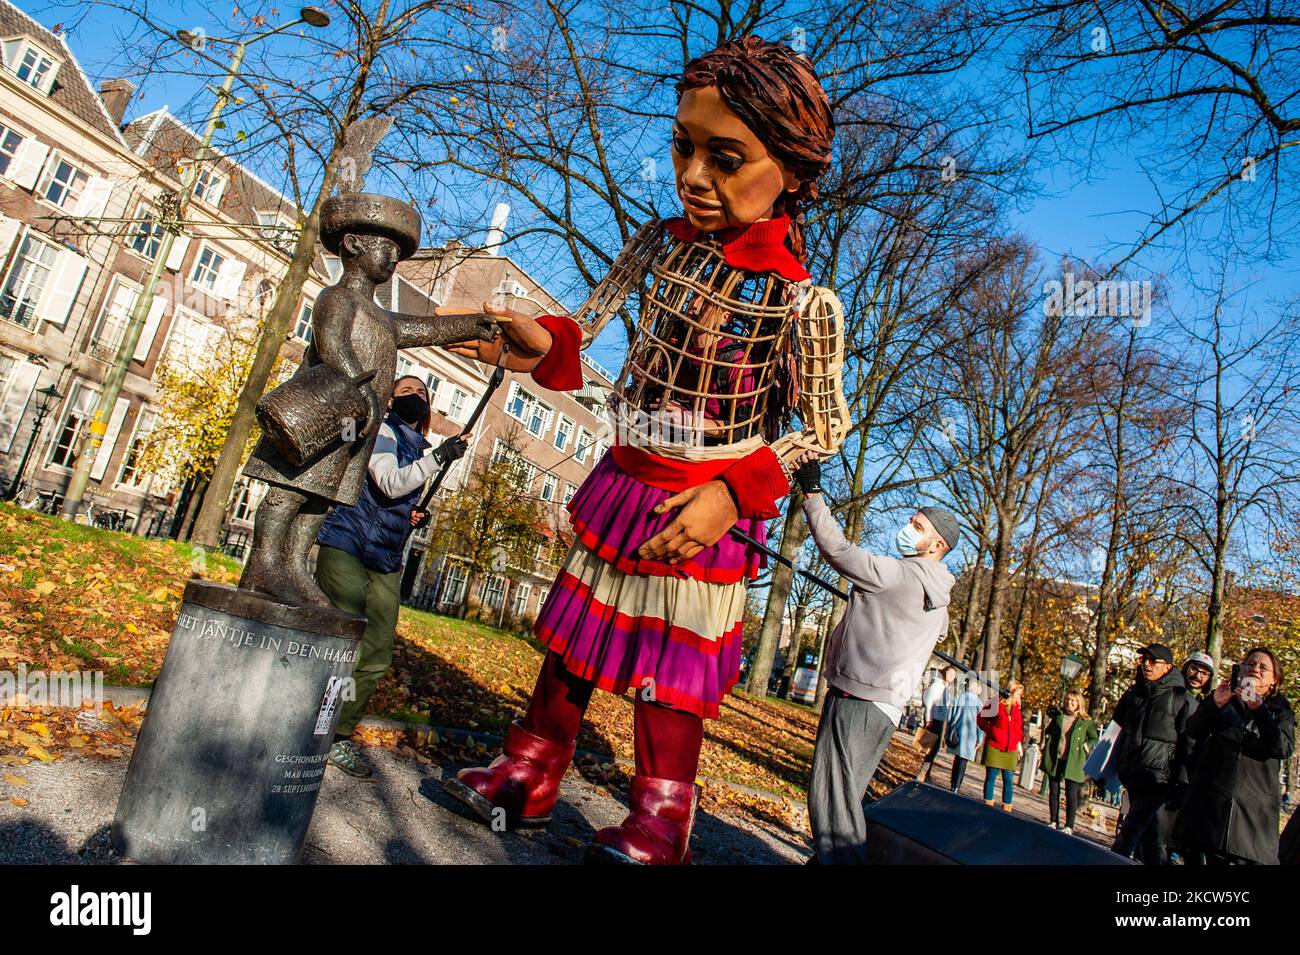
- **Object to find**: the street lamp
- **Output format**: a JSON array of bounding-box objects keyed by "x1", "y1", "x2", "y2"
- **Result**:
[
  {"x1": 3, "y1": 384, "x2": 64, "y2": 501},
  {"x1": 1057, "y1": 652, "x2": 1085, "y2": 710},
  {"x1": 58, "y1": 7, "x2": 330, "y2": 521},
  {"x1": 1061, "y1": 653, "x2": 1085, "y2": 684}
]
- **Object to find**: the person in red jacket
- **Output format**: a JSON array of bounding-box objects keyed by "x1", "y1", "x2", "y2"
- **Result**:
[
  {"x1": 433, "y1": 38, "x2": 850, "y2": 865},
  {"x1": 978, "y1": 680, "x2": 1024, "y2": 811}
]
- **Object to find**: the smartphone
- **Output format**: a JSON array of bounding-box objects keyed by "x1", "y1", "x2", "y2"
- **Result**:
[{"x1": 1230, "y1": 664, "x2": 1242, "y2": 690}]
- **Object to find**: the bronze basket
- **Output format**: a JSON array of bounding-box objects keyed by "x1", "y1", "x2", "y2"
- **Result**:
[{"x1": 256, "y1": 365, "x2": 377, "y2": 466}]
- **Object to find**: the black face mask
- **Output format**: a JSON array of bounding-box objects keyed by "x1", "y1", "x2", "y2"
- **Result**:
[{"x1": 391, "y1": 392, "x2": 429, "y2": 425}]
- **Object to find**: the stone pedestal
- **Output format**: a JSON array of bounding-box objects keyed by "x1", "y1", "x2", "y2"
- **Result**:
[{"x1": 112, "y1": 580, "x2": 365, "y2": 864}]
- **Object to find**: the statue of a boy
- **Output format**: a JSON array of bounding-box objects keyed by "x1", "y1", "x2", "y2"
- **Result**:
[{"x1": 240, "y1": 193, "x2": 496, "y2": 608}]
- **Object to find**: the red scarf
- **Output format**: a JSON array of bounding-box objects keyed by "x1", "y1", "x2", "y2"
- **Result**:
[{"x1": 663, "y1": 215, "x2": 810, "y2": 282}]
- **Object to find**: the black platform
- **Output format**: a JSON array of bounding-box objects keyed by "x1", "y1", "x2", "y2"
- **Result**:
[{"x1": 861, "y1": 782, "x2": 1134, "y2": 865}]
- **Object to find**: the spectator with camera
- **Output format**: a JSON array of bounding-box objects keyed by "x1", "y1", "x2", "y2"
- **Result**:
[{"x1": 1174, "y1": 647, "x2": 1295, "y2": 865}]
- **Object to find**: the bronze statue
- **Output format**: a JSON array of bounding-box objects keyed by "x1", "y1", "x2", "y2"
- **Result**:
[{"x1": 239, "y1": 192, "x2": 497, "y2": 607}]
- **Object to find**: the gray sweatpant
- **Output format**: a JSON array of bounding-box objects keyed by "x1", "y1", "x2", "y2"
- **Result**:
[{"x1": 808, "y1": 692, "x2": 896, "y2": 864}]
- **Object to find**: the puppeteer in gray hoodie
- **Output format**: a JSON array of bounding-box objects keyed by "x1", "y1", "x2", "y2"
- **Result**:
[{"x1": 802, "y1": 496, "x2": 955, "y2": 710}]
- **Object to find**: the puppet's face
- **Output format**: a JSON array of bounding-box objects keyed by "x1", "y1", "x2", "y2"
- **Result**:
[{"x1": 672, "y1": 84, "x2": 800, "y2": 232}]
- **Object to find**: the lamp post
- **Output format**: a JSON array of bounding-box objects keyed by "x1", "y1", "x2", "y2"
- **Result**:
[
  {"x1": 59, "y1": 7, "x2": 331, "y2": 521},
  {"x1": 1059, "y1": 652, "x2": 1085, "y2": 707},
  {"x1": 3, "y1": 383, "x2": 64, "y2": 501}
]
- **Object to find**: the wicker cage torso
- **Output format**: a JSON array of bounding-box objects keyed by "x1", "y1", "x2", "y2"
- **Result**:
[{"x1": 607, "y1": 234, "x2": 804, "y2": 458}]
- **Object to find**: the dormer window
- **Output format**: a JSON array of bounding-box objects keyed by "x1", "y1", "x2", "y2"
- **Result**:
[
  {"x1": 193, "y1": 166, "x2": 225, "y2": 205},
  {"x1": 1, "y1": 38, "x2": 62, "y2": 95}
]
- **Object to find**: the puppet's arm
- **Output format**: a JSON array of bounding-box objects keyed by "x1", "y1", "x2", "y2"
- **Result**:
[
  {"x1": 716, "y1": 286, "x2": 849, "y2": 519},
  {"x1": 770, "y1": 284, "x2": 851, "y2": 470}
]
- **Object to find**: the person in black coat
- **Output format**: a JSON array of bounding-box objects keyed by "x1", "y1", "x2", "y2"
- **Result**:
[
  {"x1": 1175, "y1": 647, "x2": 1295, "y2": 865},
  {"x1": 1110, "y1": 643, "x2": 1193, "y2": 864}
]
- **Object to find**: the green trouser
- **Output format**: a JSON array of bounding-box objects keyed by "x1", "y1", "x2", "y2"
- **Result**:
[{"x1": 314, "y1": 544, "x2": 401, "y2": 738}]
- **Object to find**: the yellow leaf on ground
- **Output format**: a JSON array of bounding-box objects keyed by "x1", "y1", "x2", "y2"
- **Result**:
[
  {"x1": 0, "y1": 755, "x2": 30, "y2": 766},
  {"x1": 95, "y1": 746, "x2": 124, "y2": 758},
  {"x1": 3, "y1": 771, "x2": 28, "y2": 786},
  {"x1": 9, "y1": 797, "x2": 28, "y2": 806},
  {"x1": 149, "y1": 587, "x2": 171, "y2": 601},
  {"x1": 27, "y1": 722, "x2": 50, "y2": 739},
  {"x1": 32, "y1": 581, "x2": 56, "y2": 596},
  {"x1": 25, "y1": 745, "x2": 56, "y2": 763}
]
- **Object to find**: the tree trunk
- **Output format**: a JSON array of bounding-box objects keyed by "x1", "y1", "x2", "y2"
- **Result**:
[
  {"x1": 179, "y1": 477, "x2": 209, "y2": 543},
  {"x1": 979, "y1": 509, "x2": 1013, "y2": 678},
  {"x1": 784, "y1": 597, "x2": 809, "y2": 698},
  {"x1": 744, "y1": 502, "x2": 808, "y2": 697}
]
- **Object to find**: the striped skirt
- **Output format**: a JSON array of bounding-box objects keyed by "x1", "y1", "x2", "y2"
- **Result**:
[{"x1": 533, "y1": 451, "x2": 766, "y2": 719}]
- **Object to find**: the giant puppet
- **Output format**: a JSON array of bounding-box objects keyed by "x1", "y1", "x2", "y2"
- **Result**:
[{"x1": 441, "y1": 36, "x2": 849, "y2": 864}]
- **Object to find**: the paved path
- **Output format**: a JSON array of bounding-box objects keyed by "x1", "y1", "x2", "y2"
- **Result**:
[{"x1": 0, "y1": 744, "x2": 810, "y2": 865}]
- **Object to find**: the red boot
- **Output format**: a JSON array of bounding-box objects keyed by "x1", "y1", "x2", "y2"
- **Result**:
[
  {"x1": 443, "y1": 721, "x2": 575, "y2": 828},
  {"x1": 587, "y1": 776, "x2": 697, "y2": 864}
]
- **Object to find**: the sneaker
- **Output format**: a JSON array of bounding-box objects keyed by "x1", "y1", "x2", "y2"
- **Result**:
[
  {"x1": 1062, "y1": 826, "x2": 1074, "y2": 835},
  {"x1": 327, "y1": 739, "x2": 373, "y2": 778}
]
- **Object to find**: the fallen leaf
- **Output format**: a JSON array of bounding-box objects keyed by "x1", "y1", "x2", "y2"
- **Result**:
[
  {"x1": 2, "y1": 771, "x2": 28, "y2": 786},
  {"x1": 9, "y1": 797, "x2": 27, "y2": 807},
  {"x1": 25, "y1": 745, "x2": 56, "y2": 763}
]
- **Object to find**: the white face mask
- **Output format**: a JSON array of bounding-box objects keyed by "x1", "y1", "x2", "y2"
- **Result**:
[{"x1": 896, "y1": 523, "x2": 927, "y2": 557}]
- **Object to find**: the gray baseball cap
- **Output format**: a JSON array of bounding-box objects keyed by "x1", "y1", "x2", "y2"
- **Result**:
[{"x1": 1184, "y1": 651, "x2": 1215, "y2": 672}]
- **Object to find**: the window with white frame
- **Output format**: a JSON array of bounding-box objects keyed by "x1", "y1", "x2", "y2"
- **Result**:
[
  {"x1": 574, "y1": 427, "x2": 594, "y2": 464},
  {"x1": 562, "y1": 483, "x2": 577, "y2": 505},
  {"x1": 191, "y1": 245, "x2": 225, "y2": 291},
  {"x1": 537, "y1": 585, "x2": 550, "y2": 610},
  {"x1": 49, "y1": 382, "x2": 99, "y2": 469},
  {"x1": 0, "y1": 122, "x2": 23, "y2": 178},
  {"x1": 294, "y1": 302, "x2": 313, "y2": 343},
  {"x1": 39, "y1": 156, "x2": 90, "y2": 211},
  {"x1": 554, "y1": 415, "x2": 574, "y2": 452},
  {"x1": 115, "y1": 409, "x2": 157, "y2": 490},
  {"x1": 229, "y1": 479, "x2": 266, "y2": 523},
  {"x1": 448, "y1": 388, "x2": 469, "y2": 422},
  {"x1": 540, "y1": 473, "x2": 558, "y2": 502},
  {"x1": 93, "y1": 277, "x2": 139, "y2": 357},
  {"x1": 505, "y1": 381, "x2": 552, "y2": 438},
  {"x1": 11, "y1": 42, "x2": 59, "y2": 93},
  {"x1": 482, "y1": 574, "x2": 506, "y2": 611},
  {"x1": 0, "y1": 231, "x2": 58, "y2": 329},
  {"x1": 163, "y1": 306, "x2": 215, "y2": 368},
  {"x1": 192, "y1": 166, "x2": 225, "y2": 206},
  {"x1": 511, "y1": 582, "x2": 532, "y2": 617},
  {"x1": 126, "y1": 204, "x2": 164, "y2": 260},
  {"x1": 491, "y1": 438, "x2": 534, "y2": 487},
  {"x1": 441, "y1": 560, "x2": 468, "y2": 606}
]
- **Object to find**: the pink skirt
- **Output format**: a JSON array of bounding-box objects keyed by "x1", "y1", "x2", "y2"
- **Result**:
[{"x1": 534, "y1": 450, "x2": 767, "y2": 718}]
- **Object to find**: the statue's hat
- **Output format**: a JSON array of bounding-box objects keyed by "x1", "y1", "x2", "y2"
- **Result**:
[{"x1": 319, "y1": 193, "x2": 421, "y2": 260}]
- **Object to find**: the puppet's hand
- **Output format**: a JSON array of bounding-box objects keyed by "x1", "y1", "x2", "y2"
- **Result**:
[
  {"x1": 441, "y1": 304, "x2": 549, "y2": 373},
  {"x1": 483, "y1": 302, "x2": 554, "y2": 356},
  {"x1": 637, "y1": 481, "x2": 739, "y2": 565}
]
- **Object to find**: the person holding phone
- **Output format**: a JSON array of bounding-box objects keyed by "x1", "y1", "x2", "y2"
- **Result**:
[{"x1": 1175, "y1": 648, "x2": 1295, "y2": 864}]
